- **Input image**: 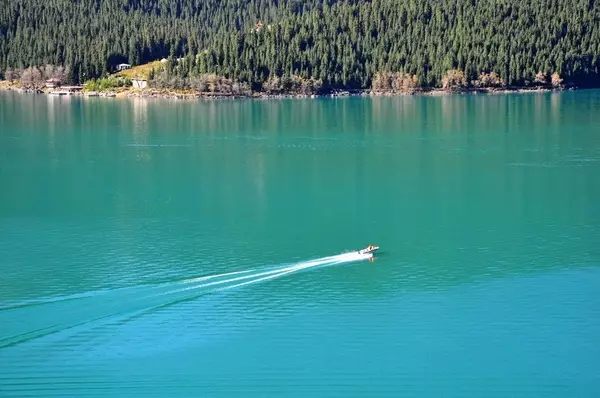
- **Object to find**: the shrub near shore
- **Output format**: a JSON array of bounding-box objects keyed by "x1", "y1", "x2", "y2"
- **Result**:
[
  {"x1": 3, "y1": 65, "x2": 69, "y2": 91},
  {"x1": 84, "y1": 76, "x2": 131, "y2": 92},
  {"x1": 121, "y1": 56, "x2": 569, "y2": 97},
  {"x1": 1, "y1": 60, "x2": 571, "y2": 98}
]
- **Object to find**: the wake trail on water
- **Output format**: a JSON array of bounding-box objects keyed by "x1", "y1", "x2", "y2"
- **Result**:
[
  {"x1": 158, "y1": 253, "x2": 361, "y2": 297},
  {"x1": 0, "y1": 251, "x2": 371, "y2": 348},
  {"x1": 0, "y1": 268, "x2": 261, "y2": 311}
]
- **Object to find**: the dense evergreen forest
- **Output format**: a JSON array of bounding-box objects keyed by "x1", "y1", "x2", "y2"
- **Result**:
[{"x1": 1, "y1": 0, "x2": 600, "y2": 90}]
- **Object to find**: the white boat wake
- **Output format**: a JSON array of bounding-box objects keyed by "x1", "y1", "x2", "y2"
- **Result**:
[
  {"x1": 164, "y1": 251, "x2": 372, "y2": 296},
  {"x1": 0, "y1": 250, "x2": 373, "y2": 348}
]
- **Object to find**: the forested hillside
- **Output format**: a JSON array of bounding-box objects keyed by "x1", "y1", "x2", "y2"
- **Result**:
[
  {"x1": 1, "y1": 0, "x2": 600, "y2": 89},
  {"x1": 0, "y1": 0, "x2": 317, "y2": 82}
]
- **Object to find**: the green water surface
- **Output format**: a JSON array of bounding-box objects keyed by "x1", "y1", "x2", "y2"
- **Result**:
[{"x1": 1, "y1": 91, "x2": 599, "y2": 397}]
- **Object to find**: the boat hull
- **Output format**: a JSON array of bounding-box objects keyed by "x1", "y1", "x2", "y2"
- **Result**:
[{"x1": 358, "y1": 246, "x2": 379, "y2": 255}]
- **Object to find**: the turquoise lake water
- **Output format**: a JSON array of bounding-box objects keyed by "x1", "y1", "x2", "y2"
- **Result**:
[{"x1": 1, "y1": 90, "x2": 599, "y2": 396}]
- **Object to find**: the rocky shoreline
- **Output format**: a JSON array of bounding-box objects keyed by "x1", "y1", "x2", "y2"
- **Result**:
[
  {"x1": 116, "y1": 85, "x2": 575, "y2": 100},
  {"x1": 0, "y1": 81, "x2": 576, "y2": 101}
]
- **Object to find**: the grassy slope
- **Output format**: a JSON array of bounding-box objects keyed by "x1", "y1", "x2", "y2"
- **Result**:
[{"x1": 114, "y1": 61, "x2": 165, "y2": 79}]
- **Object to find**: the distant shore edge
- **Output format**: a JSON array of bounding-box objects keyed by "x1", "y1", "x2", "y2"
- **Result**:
[{"x1": 0, "y1": 81, "x2": 579, "y2": 101}]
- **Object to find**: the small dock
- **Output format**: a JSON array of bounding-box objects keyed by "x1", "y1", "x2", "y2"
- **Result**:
[{"x1": 48, "y1": 85, "x2": 84, "y2": 96}]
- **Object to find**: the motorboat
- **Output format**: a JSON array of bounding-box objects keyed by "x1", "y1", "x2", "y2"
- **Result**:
[{"x1": 358, "y1": 245, "x2": 379, "y2": 255}]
